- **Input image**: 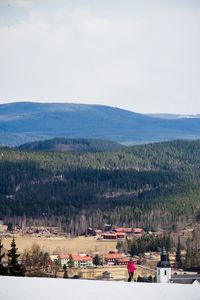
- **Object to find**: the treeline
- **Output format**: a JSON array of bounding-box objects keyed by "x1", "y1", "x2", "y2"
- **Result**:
[
  {"x1": 1, "y1": 140, "x2": 200, "y2": 234},
  {"x1": 2, "y1": 139, "x2": 200, "y2": 172},
  {"x1": 117, "y1": 230, "x2": 200, "y2": 272},
  {"x1": 182, "y1": 228, "x2": 200, "y2": 271},
  {"x1": 18, "y1": 137, "x2": 124, "y2": 153},
  {"x1": 116, "y1": 234, "x2": 172, "y2": 256}
]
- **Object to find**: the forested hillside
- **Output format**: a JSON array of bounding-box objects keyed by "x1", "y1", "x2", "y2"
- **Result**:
[
  {"x1": 18, "y1": 138, "x2": 124, "y2": 152},
  {"x1": 1, "y1": 139, "x2": 200, "y2": 235},
  {"x1": 1, "y1": 102, "x2": 200, "y2": 146}
]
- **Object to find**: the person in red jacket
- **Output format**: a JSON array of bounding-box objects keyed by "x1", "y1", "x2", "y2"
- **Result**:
[{"x1": 127, "y1": 258, "x2": 136, "y2": 282}]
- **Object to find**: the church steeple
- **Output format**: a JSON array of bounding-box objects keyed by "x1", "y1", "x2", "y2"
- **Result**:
[
  {"x1": 157, "y1": 248, "x2": 170, "y2": 268},
  {"x1": 156, "y1": 248, "x2": 171, "y2": 283}
]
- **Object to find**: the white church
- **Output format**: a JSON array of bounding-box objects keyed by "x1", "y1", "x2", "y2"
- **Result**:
[{"x1": 156, "y1": 248, "x2": 171, "y2": 283}]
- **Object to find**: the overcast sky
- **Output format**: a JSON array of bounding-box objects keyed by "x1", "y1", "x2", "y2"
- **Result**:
[{"x1": 0, "y1": 0, "x2": 200, "y2": 114}]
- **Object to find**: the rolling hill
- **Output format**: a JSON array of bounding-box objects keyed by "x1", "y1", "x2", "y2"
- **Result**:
[
  {"x1": 18, "y1": 137, "x2": 124, "y2": 152},
  {"x1": 1, "y1": 102, "x2": 200, "y2": 146},
  {"x1": 1, "y1": 139, "x2": 200, "y2": 233}
]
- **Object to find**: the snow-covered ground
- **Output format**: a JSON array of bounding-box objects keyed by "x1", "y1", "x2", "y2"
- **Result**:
[{"x1": 0, "y1": 276, "x2": 199, "y2": 300}]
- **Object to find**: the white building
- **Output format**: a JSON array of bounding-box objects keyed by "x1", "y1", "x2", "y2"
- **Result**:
[
  {"x1": 156, "y1": 248, "x2": 171, "y2": 283},
  {"x1": 59, "y1": 254, "x2": 93, "y2": 268}
]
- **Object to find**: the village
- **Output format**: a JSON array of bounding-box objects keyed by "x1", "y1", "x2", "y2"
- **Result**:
[
  {"x1": 0, "y1": 222, "x2": 144, "y2": 271},
  {"x1": 1, "y1": 220, "x2": 200, "y2": 284}
]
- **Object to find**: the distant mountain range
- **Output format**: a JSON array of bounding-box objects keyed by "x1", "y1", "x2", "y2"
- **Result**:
[
  {"x1": 148, "y1": 113, "x2": 200, "y2": 119},
  {"x1": 1, "y1": 102, "x2": 200, "y2": 146}
]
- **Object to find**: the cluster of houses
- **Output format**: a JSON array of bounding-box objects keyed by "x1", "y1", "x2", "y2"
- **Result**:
[
  {"x1": 87, "y1": 227, "x2": 143, "y2": 240},
  {"x1": 55, "y1": 227, "x2": 143, "y2": 269},
  {"x1": 0, "y1": 222, "x2": 64, "y2": 237},
  {"x1": 57, "y1": 251, "x2": 131, "y2": 268},
  {"x1": 57, "y1": 248, "x2": 200, "y2": 285},
  {"x1": 58, "y1": 249, "x2": 200, "y2": 284}
]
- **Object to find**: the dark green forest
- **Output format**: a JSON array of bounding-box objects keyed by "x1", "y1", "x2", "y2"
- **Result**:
[
  {"x1": 1, "y1": 139, "x2": 200, "y2": 235},
  {"x1": 18, "y1": 137, "x2": 124, "y2": 153}
]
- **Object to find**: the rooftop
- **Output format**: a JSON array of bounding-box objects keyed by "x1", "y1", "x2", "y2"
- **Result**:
[{"x1": 104, "y1": 253, "x2": 124, "y2": 259}]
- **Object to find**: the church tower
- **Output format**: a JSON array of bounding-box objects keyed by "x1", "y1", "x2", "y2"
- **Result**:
[{"x1": 157, "y1": 248, "x2": 171, "y2": 283}]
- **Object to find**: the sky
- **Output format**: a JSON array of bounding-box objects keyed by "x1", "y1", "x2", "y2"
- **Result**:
[{"x1": 0, "y1": 0, "x2": 200, "y2": 114}]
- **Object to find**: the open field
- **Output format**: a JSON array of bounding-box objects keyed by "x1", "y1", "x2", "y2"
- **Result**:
[
  {"x1": 2, "y1": 235, "x2": 156, "y2": 280},
  {"x1": 58, "y1": 264, "x2": 155, "y2": 281},
  {"x1": 2, "y1": 235, "x2": 117, "y2": 255}
]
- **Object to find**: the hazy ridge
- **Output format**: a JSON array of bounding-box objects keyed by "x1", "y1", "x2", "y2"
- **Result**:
[{"x1": 1, "y1": 102, "x2": 200, "y2": 146}]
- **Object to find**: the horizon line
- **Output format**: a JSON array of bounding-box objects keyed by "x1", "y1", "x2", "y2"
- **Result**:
[{"x1": 0, "y1": 100, "x2": 199, "y2": 116}]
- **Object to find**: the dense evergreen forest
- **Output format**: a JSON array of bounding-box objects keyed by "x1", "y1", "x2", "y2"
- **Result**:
[
  {"x1": 1, "y1": 139, "x2": 200, "y2": 235},
  {"x1": 18, "y1": 137, "x2": 124, "y2": 153}
]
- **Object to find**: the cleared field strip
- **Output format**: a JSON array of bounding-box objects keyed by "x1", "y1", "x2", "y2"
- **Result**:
[{"x1": 2, "y1": 236, "x2": 117, "y2": 255}]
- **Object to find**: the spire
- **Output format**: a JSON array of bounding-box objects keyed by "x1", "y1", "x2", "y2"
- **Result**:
[
  {"x1": 157, "y1": 247, "x2": 170, "y2": 268},
  {"x1": 161, "y1": 247, "x2": 167, "y2": 262}
]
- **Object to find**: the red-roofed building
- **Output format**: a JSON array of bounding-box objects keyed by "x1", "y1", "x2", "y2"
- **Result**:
[
  {"x1": 59, "y1": 254, "x2": 93, "y2": 268},
  {"x1": 59, "y1": 254, "x2": 70, "y2": 266},
  {"x1": 102, "y1": 233, "x2": 117, "y2": 240},
  {"x1": 114, "y1": 257, "x2": 130, "y2": 265},
  {"x1": 115, "y1": 232, "x2": 126, "y2": 238},
  {"x1": 94, "y1": 229, "x2": 102, "y2": 236},
  {"x1": 114, "y1": 227, "x2": 133, "y2": 234},
  {"x1": 102, "y1": 231, "x2": 126, "y2": 240},
  {"x1": 104, "y1": 253, "x2": 124, "y2": 264},
  {"x1": 133, "y1": 228, "x2": 143, "y2": 235},
  {"x1": 72, "y1": 255, "x2": 93, "y2": 268}
]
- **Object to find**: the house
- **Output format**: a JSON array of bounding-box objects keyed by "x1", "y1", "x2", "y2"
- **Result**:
[
  {"x1": 59, "y1": 254, "x2": 69, "y2": 266},
  {"x1": 101, "y1": 231, "x2": 126, "y2": 240},
  {"x1": 114, "y1": 227, "x2": 133, "y2": 234},
  {"x1": 94, "y1": 229, "x2": 102, "y2": 236},
  {"x1": 73, "y1": 255, "x2": 93, "y2": 268},
  {"x1": 59, "y1": 254, "x2": 93, "y2": 268},
  {"x1": 104, "y1": 253, "x2": 124, "y2": 264},
  {"x1": 87, "y1": 228, "x2": 102, "y2": 236},
  {"x1": 50, "y1": 255, "x2": 59, "y2": 263},
  {"x1": 102, "y1": 233, "x2": 117, "y2": 240},
  {"x1": 114, "y1": 257, "x2": 130, "y2": 265},
  {"x1": 133, "y1": 228, "x2": 143, "y2": 235},
  {"x1": 115, "y1": 232, "x2": 126, "y2": 239}
]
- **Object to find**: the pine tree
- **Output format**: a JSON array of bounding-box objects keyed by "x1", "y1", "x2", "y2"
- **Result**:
[
  {"x1": 0, "y1": 239, "x2": 7, "y2": 275},
  {"x1": 68, "y1": 254, "x2": 74, "y2": 268},
  {"x1": 7, "y1": 238, "x2": 25, "y2": 276},
  {"x1": 184, "y1": 239, "x2": 192, "y2": 269},
  {"x1": 116, "y1": 241, "x2": 124, "y2": 253},
  {"x1": 63, "y1": 264, "x2": 68, "y2": 278},
  {"x1": 175, "y1": 236, "x2": 182, "y2": 268},
  {"x1": 93, "y1": 254, "x2": 101, "y2": 267},
  {"x1": 52, "y1": 259, "x2": 60, "y2": 278}
]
